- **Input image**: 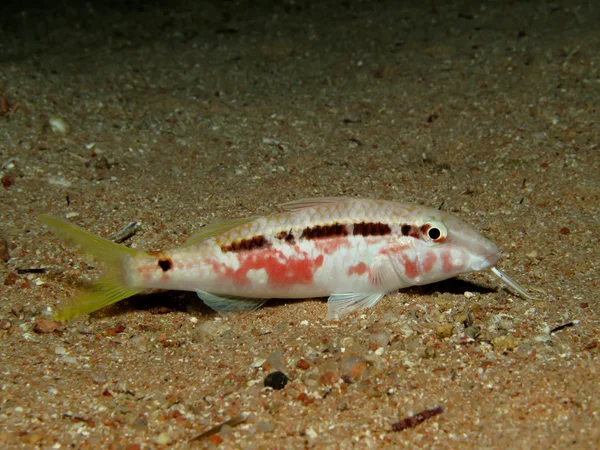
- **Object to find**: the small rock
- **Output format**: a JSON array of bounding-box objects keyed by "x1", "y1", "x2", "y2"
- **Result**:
[
  {"x1": 526, "y1": 250, "x2": 538, "y2": 259},
  {"x1": 464, "y1": 326, "x2": 480, "y2": 339},
  {"x1": 369, "y1": 331, "x2": 391, "y2": 348},
  {"x1": 264, "y1": 371, "x2": 288, "y2": 390},
  {"x1": 256, "y1": 420, "x2": 275, "y2": 433},
  {"x1": 4, "y1": 272, "x2": 18, "y2": 286},
  {"x1": 436, "y1": 324, "x2": 454, "y2": 339},
  {"x1": 492, "y1": 335, "x2": 521, "y2": 352},
  {"x1": 342, "y1": 357, "x2": 368, "y2": 380},
  {"x1": 48, "y1": 116, "x2": 71, "y2": 135},
  {"x1": 133, "y1": 417, "x2": 148, "y2": 431},
  {"x1": 336, "y1": 402, "x2": 349, "y2": 411},
  {"x1": 154, "y1": 432, "x2": 172, "y2": 445},
  {"x1": 209, "y1": 435, "x2": 223, "y2": 445},
  {"x1": 191, "y1": 320, "x2": 231, "y2": 342},
  {"x1": 33, "y1": 318, "x2": 60, "y2": 333},
  {"x1": 296, "y1": 359, "x2": 310, "y2": 370},
  {"x1": 305, "y1": 427, "x2": 318, "y2": 439},
  {"x1": 92, "y1": 373, "x2": 107, "y2": 384},
  {"x1": 421, "y1": 346, "x2": 436, "y2": 359},
  {"x1": 266, "y1": 350, "x2": 284, "y2": 370},
  {"x1": 0, "y1": 319, "x2": 11, "y2": 330}
]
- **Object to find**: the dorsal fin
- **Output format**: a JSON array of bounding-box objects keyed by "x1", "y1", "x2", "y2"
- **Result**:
[
  {"x1": 279, "y1": 197, "x2": 353, "y2": 212},
  {"x1": 183, "y1": 216, "x2": 259, "y2": 246}
]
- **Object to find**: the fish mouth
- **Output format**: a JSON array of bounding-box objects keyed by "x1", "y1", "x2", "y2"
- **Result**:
[
  {"x1": 486, "y1": 251, "x2": 502, "y2": 267},
  {"x1": 473, "y1": 251, "x2": 502, "y2": 271}
]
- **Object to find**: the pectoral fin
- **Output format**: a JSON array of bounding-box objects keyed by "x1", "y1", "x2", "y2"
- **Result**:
[
  {"x1": 195, "y1": 289, "x2": 267, "y2": 315},
  {"x1": 326, "y1": 292, "x2": 384, "y2": 320}
]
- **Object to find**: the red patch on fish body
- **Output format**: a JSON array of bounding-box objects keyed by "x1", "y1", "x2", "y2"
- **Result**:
[
  {"x1": 212, "y1": 248, "x2": 323, "y2": 288},
  {"x1": 348, "y1": 262, "x2": 368, "y2": 277},
  {"x1": 399, "y1": 252, "x2": 419, "y2": 279},
  {"x1": 422, "y1": 251, "x2": 437, "y2": 274},
  {"x1": 314, "y1": 237, "x2": 351, "y2": 255},
  {"x1": 440, "y1": 249, "x2": 465, "y2": 273}
]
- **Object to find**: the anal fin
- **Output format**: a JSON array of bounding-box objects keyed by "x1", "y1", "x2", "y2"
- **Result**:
[
  {"x1": 326, "y1": 292, "x2": 384, "y2": 320},
  {"x1": 195, "y1": 289, "x2": 267, "y2": 316}
]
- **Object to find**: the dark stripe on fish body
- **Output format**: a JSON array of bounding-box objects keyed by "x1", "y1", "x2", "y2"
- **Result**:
[
  {"x1": 276, "y1": 230, "x2": 296, "y2": 245},
  {"x1": 301, "y1": 223, "x2": 349, "y2": 240},
  {"x1": 352, "y1": 222, "x2": 392, "y2": 237},
  {"x1": 221, "y1": 235, "x2": 271, "y2": 253}
]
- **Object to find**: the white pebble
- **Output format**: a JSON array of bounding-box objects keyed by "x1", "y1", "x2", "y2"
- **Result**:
[
  {"x1": 251, "y1": 358, "x2": 266, "y2": 368},
  {"x1": 154, "y1": 432, "x2": 172, "y2": 445},
  {"x1": 306, "y1": 427, "x2": 318, "y2": 439},
  {"x1": 463, "y1": 291, "x2": 476, "y2": 299},
  {"x1": 48, "y1": 116, "x2": 71, "y2": 135}
]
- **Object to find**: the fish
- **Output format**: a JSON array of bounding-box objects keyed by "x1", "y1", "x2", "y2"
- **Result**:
[{"x1": 40, "y1": 197, "x2": 535, "y2": 321}]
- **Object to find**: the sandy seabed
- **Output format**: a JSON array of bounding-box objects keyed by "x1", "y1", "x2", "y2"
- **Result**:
[{"x1": 0, "y1": 0, "x2": 599, "y2": 448}]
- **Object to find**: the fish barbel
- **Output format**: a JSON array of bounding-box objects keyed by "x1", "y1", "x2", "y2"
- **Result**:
[{"x1": 40, "y1": 197, "x2": 535, "y2": 321}]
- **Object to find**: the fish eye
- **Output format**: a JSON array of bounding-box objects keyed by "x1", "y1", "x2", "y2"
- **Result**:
[{"x1": 420, "y1": 220, "x2": 447, "y2": 244}]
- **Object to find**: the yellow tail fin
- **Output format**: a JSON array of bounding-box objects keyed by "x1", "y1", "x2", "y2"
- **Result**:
[{"x1": 40, "y1": 214, "x2": 144, "y2": 321}]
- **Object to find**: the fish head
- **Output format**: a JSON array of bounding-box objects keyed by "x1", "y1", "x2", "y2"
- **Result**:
[
  {"x1": 438, "y1": 213, "x2": 501, "y2": 272},
  {"x1": 395, "y1": 207, "x2": 501, "y2": 285}
]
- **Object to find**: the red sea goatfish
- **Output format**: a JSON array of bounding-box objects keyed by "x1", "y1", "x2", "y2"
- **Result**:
[{"x1": 41, "y1": 197, "x2": 536, "y2": 321}]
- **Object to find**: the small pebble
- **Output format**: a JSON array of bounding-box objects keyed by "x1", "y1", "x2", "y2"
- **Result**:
[
  {"x1": 526, "y1": 250, "x2": 538, "y2": 259},
  {"x1": 33, "y1": 318, "x2": 60, "y2": 333},
  {"x1": 296, "y1": 359, "x2": 310, "y2": 370},
  {"x1": 256, "y1": 420, "x2": 275, "y2": 433},
  {"x1": 464, "y1": 326, "x2": 480, "y2": 339},
  {"x1": 492, "y1": 335, "x2": 521, "y2": 352},
  {"x1": 336, "y1": 402, "x2": 349, "y2": 411},
  {"x1": 154, "y1": 432, "x2": 172, "y2": 445},
  {"x1": 369, "y1": 331, "x2": 391, "y2": 347},
  {"x1": 305, "y1": 427, "x2": 318, "y2": 439},
  {"x1": 48, "y1": 116, "x2": 71, "y2": 135},
  {"x1": 0, "y1": 319, "x2": 11, "y2": 330},
  {"x1": 266, "y1": 350, "x2": 284, "y2": 370},
  {"x1": 219, "y1": 424, "x2": 233, "y2": 436},
  {"x1": 134, "y1": 417, "x2": 148, "y2": 431},
  {"x1": 347, "y1": 359, "x2": 368, "y2": 380},
  {"x1": 92, "y1": 373, "x2": 107, "y2": 384},
  {"x1": 436, "y1": 324, "x2": 454, "y2": 339},
  {"x1": 192, "y1": 320, "x2": 231, "y2": 342},
  {"x1": 264, "y1": 371, "x2": 288, "y2": 390}
]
